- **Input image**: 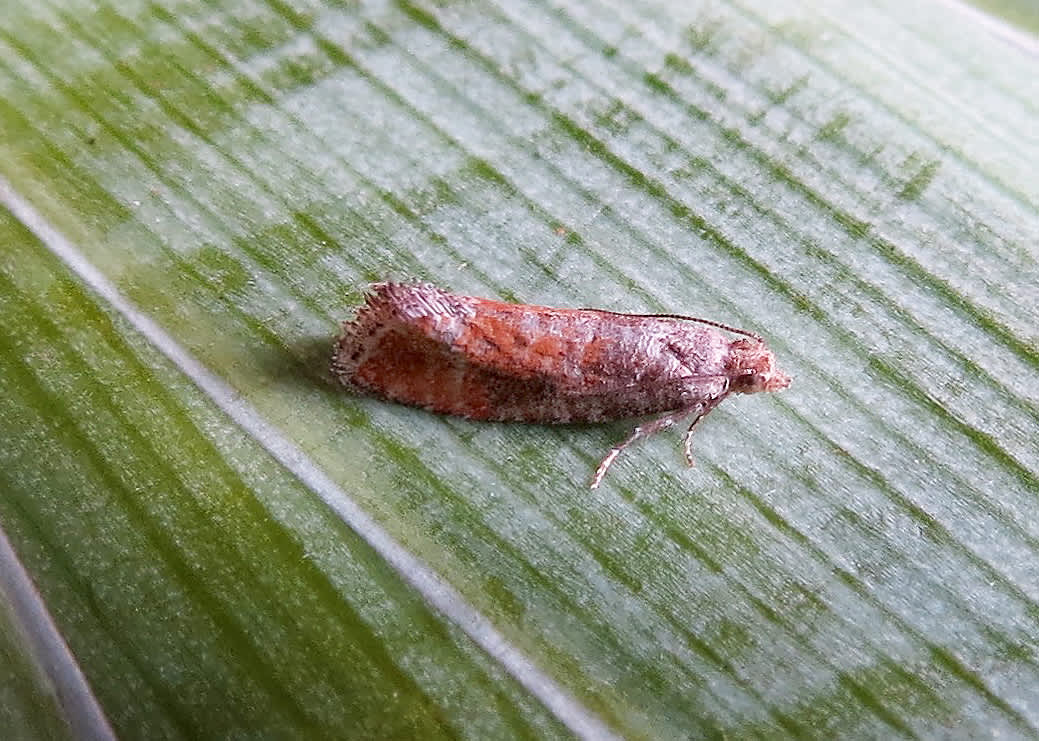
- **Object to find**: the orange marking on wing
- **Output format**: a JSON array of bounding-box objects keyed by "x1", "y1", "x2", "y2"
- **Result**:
[
  {"x1": 452, "y1": 308, "x2": 542, "y2": 379},
  {"x1": 353, "y1": 322, "x2": 495, "y2": 418},
  {"x1": 452, "y1": 306, "x2": 636, "y2": 394},
  {"x1": 529, "y1": 334, "x2": 565, "y2": 359},
  {"x1": 579, "y1": 336, "x2": 612, "y2": 369}
]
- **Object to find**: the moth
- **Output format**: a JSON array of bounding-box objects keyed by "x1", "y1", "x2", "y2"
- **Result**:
[{"x1": 332, "y1": 281, "x2": 791, "y2": 488}]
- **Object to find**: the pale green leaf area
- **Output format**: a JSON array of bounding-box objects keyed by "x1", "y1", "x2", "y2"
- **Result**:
[
  {"x1": 967, "y1": 0, "x2": 1039, "y2": 36},
  {"x1": 1, "y1": 0, "x2": 1038, "y2": 738}
]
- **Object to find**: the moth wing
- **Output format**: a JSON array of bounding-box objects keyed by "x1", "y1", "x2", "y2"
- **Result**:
[
  {"x1": 444, "y1": 304, "x2": 639, "y2": 391},
  {"x1": 333, "y1": 282, "x2": 468, "y2": 381},
  {"x1": 346, "y1": 283, "x2": 570, "y2": 383},
  {"x1": 373, "y1": 293, "x2": 714, "y2": 397},
  {"x1": 340, "y1": 283, "x2": 725, "y2": 397}
]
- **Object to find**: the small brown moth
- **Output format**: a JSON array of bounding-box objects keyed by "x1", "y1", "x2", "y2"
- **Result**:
[{"x1": 332, "y1": 282, "x2": 791, "y2": 488}]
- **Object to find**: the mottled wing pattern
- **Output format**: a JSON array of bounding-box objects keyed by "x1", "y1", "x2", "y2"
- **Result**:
[
  {"x1": 347, "y1": 283, "x2": 642, "y2": 391},
  {"x1": 333, "y1": 282, "x2": 730, "y2": 422}
]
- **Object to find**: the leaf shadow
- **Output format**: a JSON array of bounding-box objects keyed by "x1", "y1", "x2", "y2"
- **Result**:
[{"x1": 254, "y1": 333, "x2": 340, "y2": 393}]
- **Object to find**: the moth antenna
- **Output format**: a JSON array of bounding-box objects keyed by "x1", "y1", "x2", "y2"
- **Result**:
[{"x1": 586, "y1": 309, "x2": 762, "y2": 341}]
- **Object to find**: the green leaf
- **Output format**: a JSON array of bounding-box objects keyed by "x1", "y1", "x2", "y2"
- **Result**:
[
  {"x1": 0, "y1": 528, "x2": 82, "y2": 741},
  {"x1": 2, "y1": 0, "x2": 1038, "y2": 737}
]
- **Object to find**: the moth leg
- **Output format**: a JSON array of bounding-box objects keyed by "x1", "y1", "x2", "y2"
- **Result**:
[
  {"x1": 682, "y1": 396, "x2": 726, "y2": 467},
  {"x1": 591, "y1": 408, "x2": 698, "y2": 489}
]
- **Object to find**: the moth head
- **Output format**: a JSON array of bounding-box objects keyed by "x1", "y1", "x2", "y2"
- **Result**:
[{"x1": 726, "y1": 338, "x2": 791, "y2": 394}]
